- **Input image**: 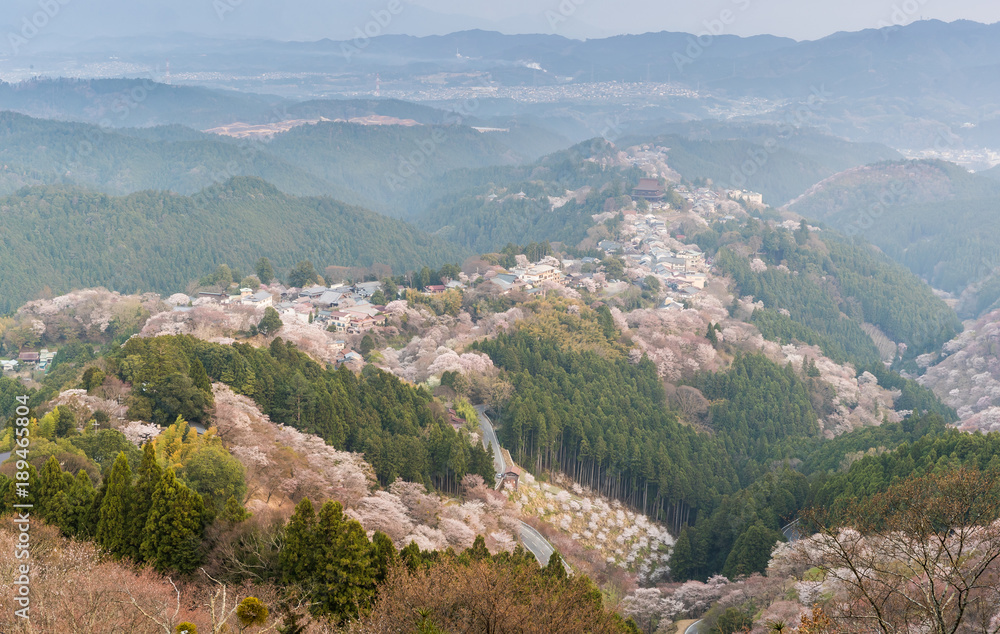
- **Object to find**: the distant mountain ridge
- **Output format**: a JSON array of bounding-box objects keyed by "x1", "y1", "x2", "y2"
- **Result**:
[{"x1": 0, "y1": 109, "x2": 570, "y2": 216}]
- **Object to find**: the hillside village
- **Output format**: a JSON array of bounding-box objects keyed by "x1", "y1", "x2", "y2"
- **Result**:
[
  {"x1": 0, "y1": 162, "x2": 767, "y2": 383},
  {"x1": 0, "y1": 140, "x2": 988, "y2": 634}
]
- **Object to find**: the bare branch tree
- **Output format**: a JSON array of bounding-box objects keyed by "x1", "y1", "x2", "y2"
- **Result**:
[{"x1": 800, "y1": 467, "x2": 1000, "y2": 634}]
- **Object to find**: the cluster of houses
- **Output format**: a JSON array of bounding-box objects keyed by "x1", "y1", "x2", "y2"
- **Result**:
[
  {"x1": 195, "y1": 281, "x2": 391, "y2": 335},
  {"x1": 281, "y1": 282, "x2": 387, "y2": 333},
  {"x1": 1, "y1": 349, "x2": 57, "y2": 375},
  {"x1": 617, "y1": 213, "x2": 711, "y2": 310},
  {"x1": 480, "y1": 257, "x2": 567, "y2": 294}
]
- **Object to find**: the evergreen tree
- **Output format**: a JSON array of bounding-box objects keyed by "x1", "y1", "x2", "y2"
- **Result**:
[
  {"x1": 400, "y1": 541, "x2": 425, "y2": 571},
  {"x1": 258, "y1": 307, "x2": 283, "y2": 336},
  {"x1": 36, "y1": 455, "x2": 68, "y2": 523},
  {"x1": 795, "y1": 219, "x2": 810, "y2": 246},
  {"x1": 54, "y1": 406, "x2": 76, "y2": 437},
  {"x1": 141, "y1": 469, "x2": 205, "y2": 573},
  {"x1": 223, "y1": 495, "x2": 251, "y2": 524},
  {"x1": 256, "y1": 257, "x2": 275, "y2": 285},
  {"x1": 188, "y1": 357, "x2": 211, "y2": 393},
  {"x1": 544, "y1": 552, "x2": 568, "y2": 580},
  {"x1": 280, "y1": 498, "x2": 318, "y2": 583},
  {"x1": 371, "y1": 531, "x2": 398, "y2": 585},
  {"x1": 65, "y1": 470, "x2": 96, "y2": 536},
  {"x1": 311, "y1": 500, "x2": 375, "y2": 621},
  {"x1": 83, "y1": 477, "x2": 105, "y2": 540},
  {"x1": 722, "y1": 521, "x2": 783, "y2": 579},
  {"x1": 468, "y1": 534, "x2": 490, "y2": 562},
  {"x1": 128, "y1": 443, "x2": 164, "y2": 560},
  {"x1": 288, "y1": 261, "x2": 318, "y2": 288},
  {"x1": 670, "y1": 527, "x2": 696, "y2": 581},
  {"x1": 96, "y1": 452, "x2": 133, "y2": 557}
]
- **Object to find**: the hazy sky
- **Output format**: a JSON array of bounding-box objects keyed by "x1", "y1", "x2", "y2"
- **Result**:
[{"x1": 3, "y1": 0, "x2": 1000, "y2": 43}]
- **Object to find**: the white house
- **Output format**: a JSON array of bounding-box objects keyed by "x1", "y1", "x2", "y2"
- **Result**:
[{"x1": 244, "y1": 290, "x2": 274, "y2": 307}]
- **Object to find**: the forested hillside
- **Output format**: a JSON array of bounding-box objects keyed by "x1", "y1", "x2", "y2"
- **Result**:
[
  {"x1": 416, "y1": 138, "x2": 643, "y2": 251},
  {"x1": 112, "y1": 335, "x2": 493, "y2": 490},
  {"x1": 787, "y1": 159, "x2": 1000, "y2": 217},
  {"x1": 469, "y1": 298, "x2": 961, "y2": 582},
  {"x1": 617, "y1": 126, "x2": 900, "y2": 205},
  {"x1": 0, "y1": 178, "x2": 466, "y2": 313},
  {"x1": 0, "y1": 110, "x2": 570, "y2": 219},
  {"x1": 0, "y1": 78, "x2": 289, "y2": 129},
  {"x1": 789, "y1": 159, "x2": 1000, "y2": 315},
  {"x1": 0, "y1": 111, "x2": 361, "y2": 201},
  {"x1": 695, "y1": 219, "x2": 961, "y2": 365},
  {"x1": 263, "y1": 120, "x2": 527, "y2": 215}
]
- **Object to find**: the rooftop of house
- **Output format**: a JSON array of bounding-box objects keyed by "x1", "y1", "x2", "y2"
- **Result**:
[{"x1": 300, "y1": 285, "x2": 328, "y2": 297}]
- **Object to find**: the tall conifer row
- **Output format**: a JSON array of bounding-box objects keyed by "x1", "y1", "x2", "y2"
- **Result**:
[
  {"x1": 128, "y1": 443, "x2": 164, "y2": 560},
  {"x1": 66, "y1": 470, "x2": 97, "y2": 537},
  {"x1": 96, "y1": 452, "x2": 133, "y2": 557},
  {"x1": 279, "y1": 498, "x2": 378, "y2": 623},
  {"x1": 141, "y1": 468, "x2": 205, "y2": 573}
]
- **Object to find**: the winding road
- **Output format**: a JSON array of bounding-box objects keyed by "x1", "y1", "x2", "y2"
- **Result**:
[
  {"x1": 684, "y1": 619, "x2": 706, "y2": 634},
  {"x1": 475, "y1": 405, "x2": 570, "y2": 573},
  {"x1": 475, "y1": 405, "x2": 506, "y2": 477}
]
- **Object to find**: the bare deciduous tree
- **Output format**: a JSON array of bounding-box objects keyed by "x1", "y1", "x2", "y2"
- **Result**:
[{"x1": 801, "y1": 468, "x2": 1000, "y2": 634}]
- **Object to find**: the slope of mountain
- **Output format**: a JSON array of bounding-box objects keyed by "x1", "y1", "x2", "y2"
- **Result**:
[
  {"x1": 0, "y1": 109, "x2": 571, "y2": 216},
  {"x1": 982, "y1": 163, "x2": 1000, "y2": 181},
  {"x1": 415, "y1": 138, "x2": 642, "y2": 252},
  {"x1": 0, "y1": 78, "x2": 289, "y2": 129},
  {"x1": 0, "y1": 178, "x2": 467, "y2": 313},
  {"x1": 0, "y1": 111, "x2": 363, "y2": 200},
  {"x1": 618, "y1": 126, "x2": 900, "y2": 206},
  {"x1": 263, "y1": 120, "x2": 531, "y2": 215},
  {"x1": 788, "y1": 159, "x2": 1000, "y2": 313},
  {"x1": 788, "y1": 159, "x2": 1000, "y2": 217}
]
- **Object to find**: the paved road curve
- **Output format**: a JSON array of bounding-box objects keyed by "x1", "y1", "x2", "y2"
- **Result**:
[
  {"x1": 475, "y1": 405, "x2": 570, "y2": 574},
  {"x1": 475, "y1": 405, "x2": 506, "y2": 476},
  {"x1": 684, "y1": 619, "x2": 706, "y2": 634},
  {"x1": 519, "y1": 522, "x2": 556, "y2": 567}
]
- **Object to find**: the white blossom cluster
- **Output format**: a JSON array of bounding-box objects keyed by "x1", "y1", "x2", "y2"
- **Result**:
[
  {"x1": 918, "y1": 311, "x2": 1000, "y2": 431},
  {"x1": 212, "y1": 385, "x2": 519, "y2": 553},
  {"x1": 513, "y1": 472, "x2": 674, "y2": 581}
]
